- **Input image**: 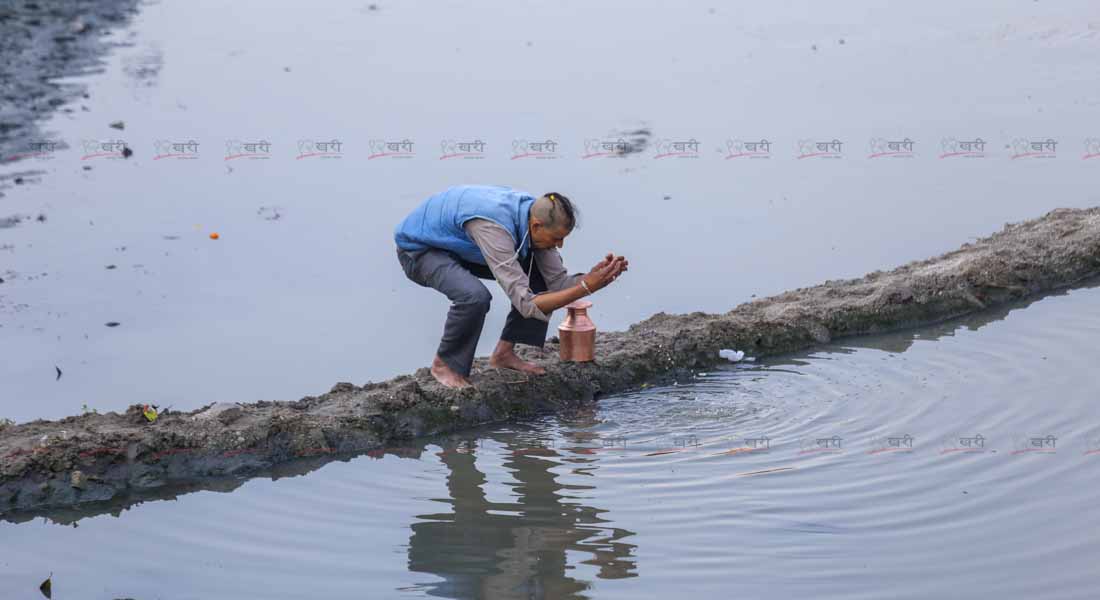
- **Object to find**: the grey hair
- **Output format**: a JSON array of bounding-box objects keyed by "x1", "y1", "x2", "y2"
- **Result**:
[{"x1": 532, "y1": 192, "x2": 580, "y2": 231}]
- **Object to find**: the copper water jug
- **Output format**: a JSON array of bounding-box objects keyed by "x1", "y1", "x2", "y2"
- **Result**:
[{"x1": 558, "y1": 300, "x2": 596, "y2": 362}]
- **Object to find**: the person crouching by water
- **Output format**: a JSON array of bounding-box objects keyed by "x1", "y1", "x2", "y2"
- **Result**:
[{"x1": 395, "y1": 185, "x2": 628, "y2": 389}]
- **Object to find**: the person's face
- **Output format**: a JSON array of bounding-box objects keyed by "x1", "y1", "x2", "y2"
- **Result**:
[{"x1": 529, "y1": 219, "x2": 572, "y2": 250}]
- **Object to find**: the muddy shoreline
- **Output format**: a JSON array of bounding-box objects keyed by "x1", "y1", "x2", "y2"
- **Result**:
[
  {"x1": 2, "y1": 206, "x2": 1099, "y2": 515},
  {"x1": 0, "y1": 0, "x2": 140, "y2": 166}
]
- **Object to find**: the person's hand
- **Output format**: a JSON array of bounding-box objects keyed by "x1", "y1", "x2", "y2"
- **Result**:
[
  {"x1": 590, "y1": 253, "x2": 629, "y2": 274},
  {"x1": 582, "y1": 253, "x2": 629, "y2": 293}
]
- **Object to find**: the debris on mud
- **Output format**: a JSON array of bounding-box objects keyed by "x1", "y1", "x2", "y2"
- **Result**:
[{"x1": 718, "y1": 349, "x2": 746, "y2": 362}]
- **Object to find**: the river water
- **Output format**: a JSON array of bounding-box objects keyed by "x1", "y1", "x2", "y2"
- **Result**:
[
  {"x1": 3, "y1": 284, "x2": 1100, "y2": 599},
  {"x1": 2, "y1": 0, "x2": 1100, "y2": 598}
]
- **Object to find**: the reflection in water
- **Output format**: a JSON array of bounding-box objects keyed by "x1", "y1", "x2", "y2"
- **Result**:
[
  {"x1": 4, "y1": 281, "x2": 1096, "y2": 527},
  {"x1": 2, "y1": 425, "x2": 638, "y2": 599},
  {"x1": 3, "y1": 281, "x2": 1100, "y2": 599},
  {"x1": 409, "y1": 428, "x2": 637, "y2": 600}
]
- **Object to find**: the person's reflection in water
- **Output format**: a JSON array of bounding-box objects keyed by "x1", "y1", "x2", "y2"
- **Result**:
[{"x1": 407, "y1": 429, "x2": 637, "y2": 600}]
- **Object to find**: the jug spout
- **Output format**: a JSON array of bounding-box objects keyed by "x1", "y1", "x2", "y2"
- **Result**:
[{"x1": 558, "y1": 300, "x2": 596, "y2": 362}]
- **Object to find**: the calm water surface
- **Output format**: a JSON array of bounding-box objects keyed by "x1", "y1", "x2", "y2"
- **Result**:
[
  {"x1": 2, "y1": 1, "x2": 1100, "y2": 598},
  {"x1": 2, "y1": 0, "x2": 1099, "y2": 420},
  {"x1": 3, "y1": 284, "x2": 1100, "y2": 599}
]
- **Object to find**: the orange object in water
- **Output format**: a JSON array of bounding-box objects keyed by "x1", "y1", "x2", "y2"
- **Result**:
[
  {"x1": 558, "y1": 299, "x2": 596, "y2": 362},
  {"x1": 209, "y1": 232, "x2": 220, "y2": 240}
]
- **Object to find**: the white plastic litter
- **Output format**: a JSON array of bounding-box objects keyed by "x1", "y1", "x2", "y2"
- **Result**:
[{"x1": 719, "y1": 349, "x2": 746, "y2": 362}]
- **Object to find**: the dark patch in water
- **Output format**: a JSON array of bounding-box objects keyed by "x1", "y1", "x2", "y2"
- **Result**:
[
  {"x1": 257, "y1": 206, "x2": 283, "y2": 221},
  {"x1": 612, "y1": 127, "x2": 651, "y2": 155}
]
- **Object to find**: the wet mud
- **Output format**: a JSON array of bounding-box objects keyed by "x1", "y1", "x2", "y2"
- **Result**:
[
  {"x1": 0, "y1": 0, "x2": 141, "y2": 164},
  {"x1": 2, "y1": 207, "x2": 1100, "y2": 516}
]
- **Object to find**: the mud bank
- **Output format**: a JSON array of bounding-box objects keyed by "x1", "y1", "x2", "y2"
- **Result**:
[
  {"x1": 0, "y1": 0, "x2": 141, "y2": 164},
  {"x1": 2, "y1": 207, "x2": 1100, "y2": 515}
]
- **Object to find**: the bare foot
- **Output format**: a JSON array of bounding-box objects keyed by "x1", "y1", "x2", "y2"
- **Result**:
[
  {"x1": 431, "y1": 356, "x2": 473, "y2": 389},
  {"x1": 490, "y1": 342, "x2": 547, "y2": 375}
]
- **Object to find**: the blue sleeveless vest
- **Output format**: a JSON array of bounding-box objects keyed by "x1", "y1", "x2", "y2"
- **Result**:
[{"x1": 394, "y1": 185, "x2": 535, "y2": 265}]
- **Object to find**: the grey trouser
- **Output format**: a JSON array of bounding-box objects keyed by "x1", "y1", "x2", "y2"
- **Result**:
[{"x1": 396, "y1": 247, "x2": 549, "y2": 377}]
